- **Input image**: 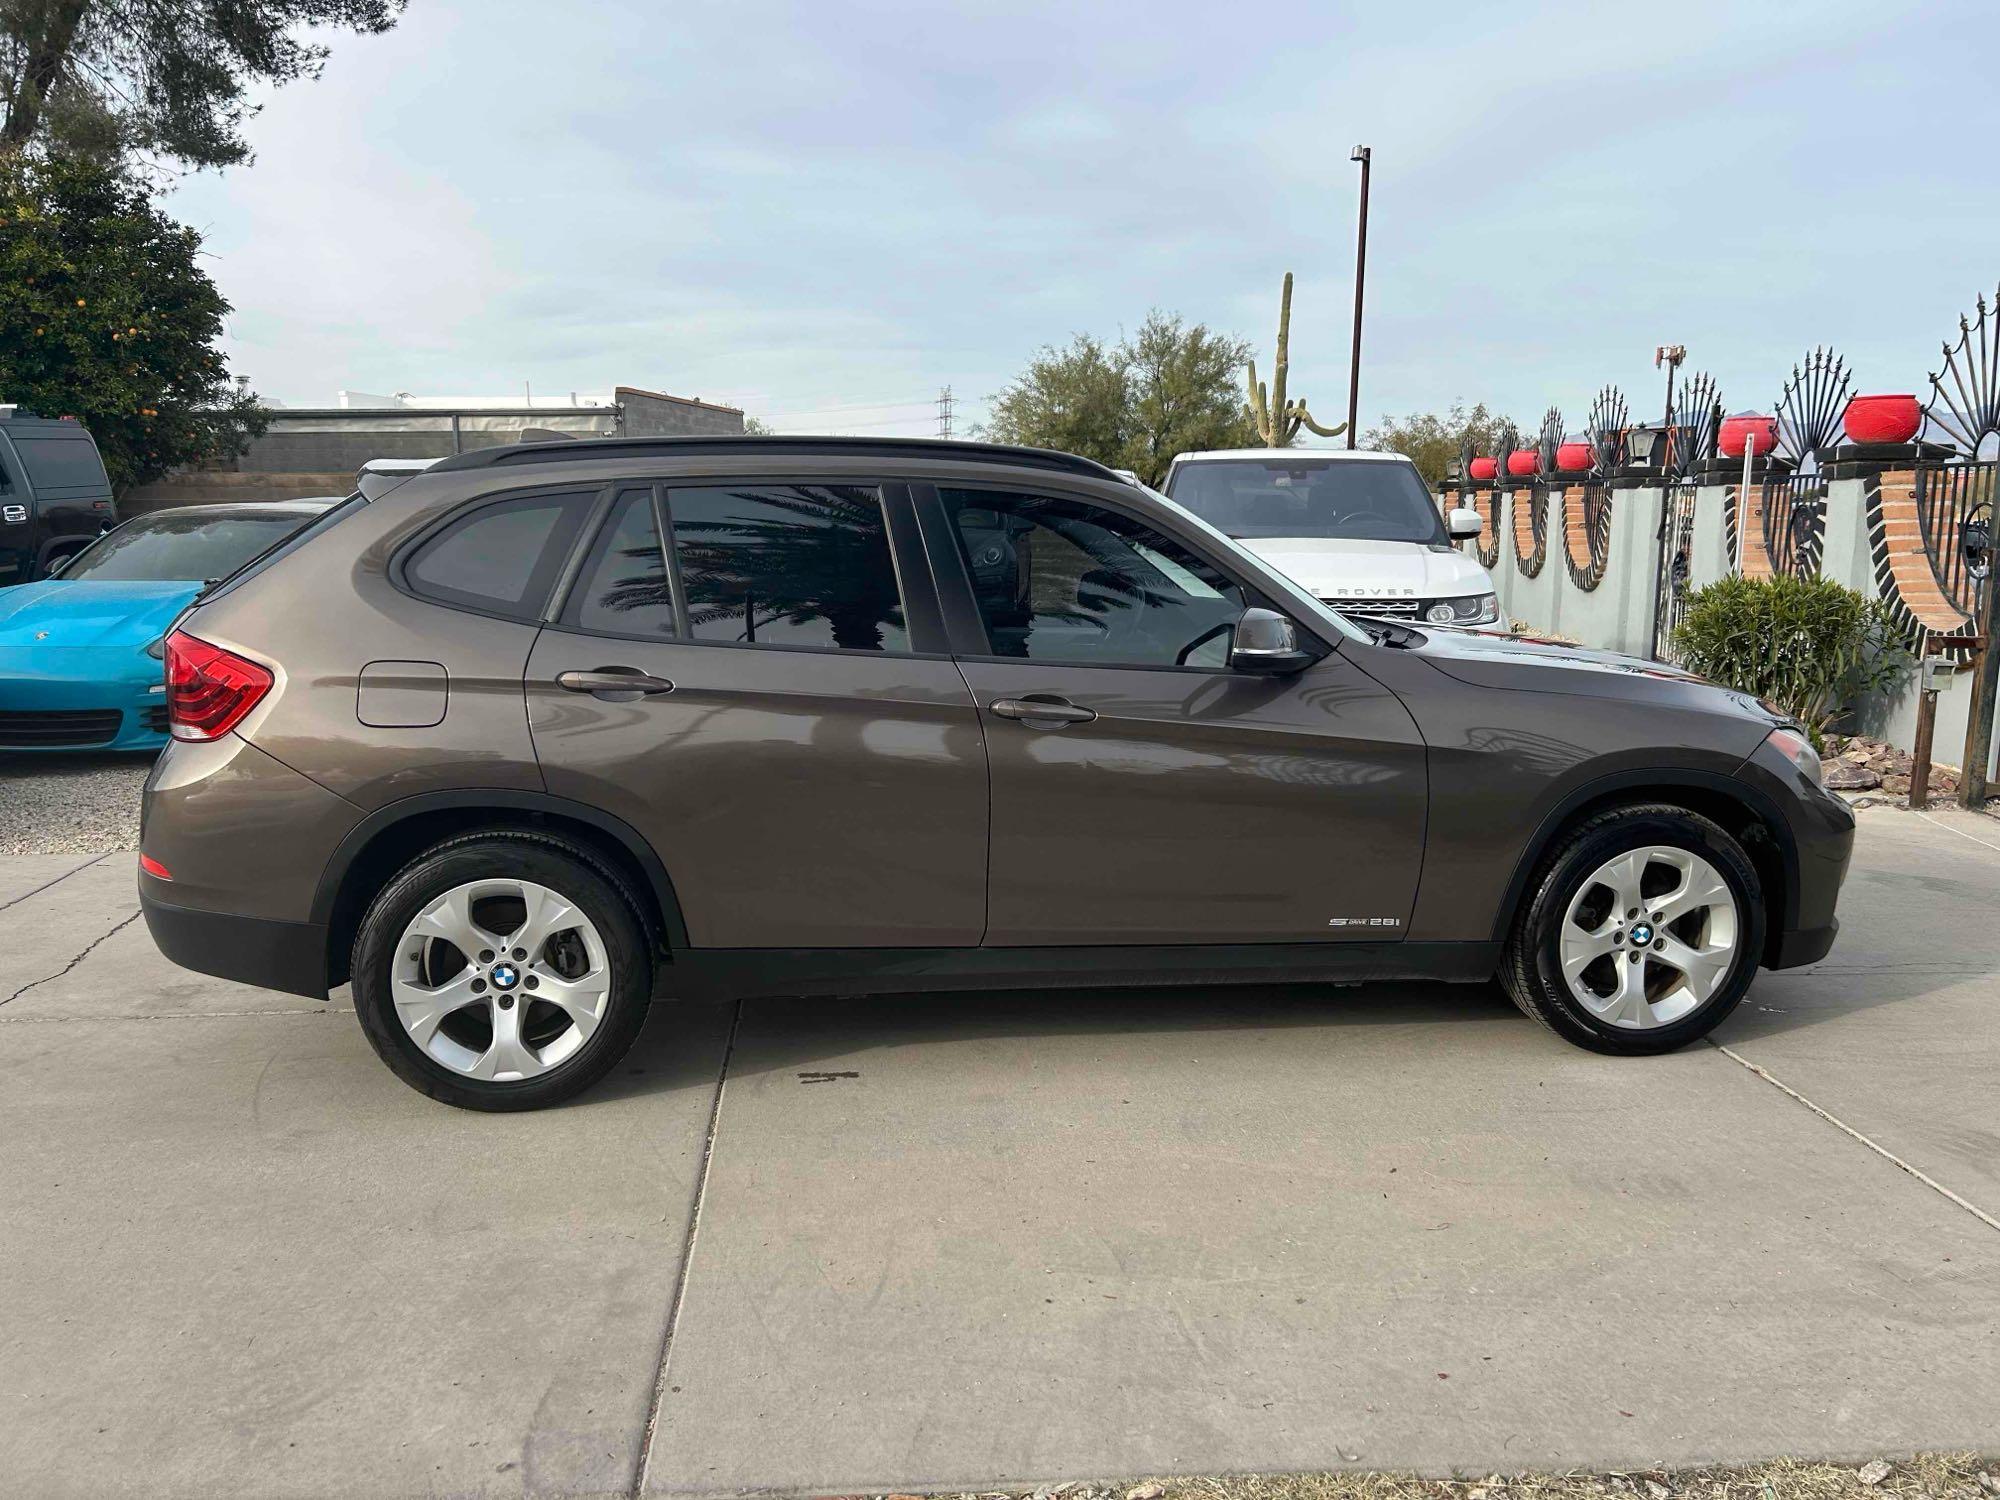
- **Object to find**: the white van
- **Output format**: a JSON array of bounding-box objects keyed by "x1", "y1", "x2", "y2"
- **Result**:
[{"x1": 1159, "y1": 447, "x2": 1501, "y2": 631}]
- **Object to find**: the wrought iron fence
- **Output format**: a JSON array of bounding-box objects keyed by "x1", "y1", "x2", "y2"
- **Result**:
[
  {"x1": 1653, "y1": 484, "x2": 1699, "y2": 659},
  {"x1": 1913, "y1": 459, "x2": 1995, "y2": 617},
  {"x1": 1915, "y1": 288, "x2": 2000, "y2": 619},
  {"x1": 1564, "y1": 484, "x2": 1612, "y2": 590},
  {"x1": 1753, "y1": 349, "x2": 1850, "y2": 578},
  {"x1": 1762, "y1": 470, "x2": 1830, "y2": 576}
]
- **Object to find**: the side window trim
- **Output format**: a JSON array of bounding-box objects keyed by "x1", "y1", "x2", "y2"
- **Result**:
[
  {"x1": 651, "y1": 484, "x2": 694, "y2": 638},
  {"x1": 542, "y1": 483, "x2": 622, "y2": 624}
]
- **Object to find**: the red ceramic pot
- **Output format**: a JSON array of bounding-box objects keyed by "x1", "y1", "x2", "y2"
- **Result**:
[
  {"x1": 1506, "y1": 448, "x2": 1538, "y2": 477},
  {"x1": 1843, "y1": 393, "x2": 1921, "y2": 445},
  {"x1": 1719, "y1": 415, "x2": 1779, "y2": 459},
  {"x1": 1555, "y1": 441, "x2": 1592, "y2": 472},
  {"x1": 1468, "y1": 456, "x2": 1499, "y2": 481}
]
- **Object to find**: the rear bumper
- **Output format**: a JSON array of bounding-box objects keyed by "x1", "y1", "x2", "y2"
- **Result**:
[{"x1": 140, "y1": 889, "x2": 329, "y2": 999}]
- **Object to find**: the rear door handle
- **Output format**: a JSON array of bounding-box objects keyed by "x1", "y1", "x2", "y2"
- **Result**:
[
  {"x1": 557, "y1": 667, "x2": 676, "y2": 701},
  {"x1": 989, "y1": 695, "x2": 1096, "y2": 726}
]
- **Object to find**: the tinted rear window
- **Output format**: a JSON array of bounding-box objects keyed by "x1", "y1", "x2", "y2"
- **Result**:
[
  {"x1": 563, "y1": 488, "x2": 676, "y2": 638},
  {"x1": 667, "y1": 483, "x2": 908, "y2": 653},
  {"x1": 13, "y1": 434, "x2": 108, "y2": 491},
  {"x1": 404, "y1": 491, "x2": 589, "y2": 620}
]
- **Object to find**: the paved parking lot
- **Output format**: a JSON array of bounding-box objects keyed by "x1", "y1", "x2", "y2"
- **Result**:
[{"x1": 2, "y1": 805, "x2": 1997, "y2": 1498}]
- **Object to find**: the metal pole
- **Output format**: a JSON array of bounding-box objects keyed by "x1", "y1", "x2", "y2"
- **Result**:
[{"x1": 1346, "y1": 145, "x2": 1371, "y2": 450}]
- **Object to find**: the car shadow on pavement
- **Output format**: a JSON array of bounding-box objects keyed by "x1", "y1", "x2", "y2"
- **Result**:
[{"x1": 583, "y1": 951, "x2": 1968, "y2": 1108}]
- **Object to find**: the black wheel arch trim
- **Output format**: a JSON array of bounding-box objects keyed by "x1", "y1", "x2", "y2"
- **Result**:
[
  {"x1": 1489, "y1": 767, "x2": 1800, "y2": 945},
  {"x1": 309, "y1": 788, "x2": 692, "y2": 951}
]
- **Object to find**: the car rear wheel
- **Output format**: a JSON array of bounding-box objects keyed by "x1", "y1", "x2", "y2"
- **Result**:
[
  {"x1": 351, "y1": 833, "x2": 653, "y2": 1110},
  {"x1": 1500, "y1": 803, "x2": 1765, "y2": 1054}
]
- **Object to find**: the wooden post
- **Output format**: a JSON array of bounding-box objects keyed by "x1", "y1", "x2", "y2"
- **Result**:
[
  {"x1": 1910, "y1": 665, "x2": 1938, "y2": 810},
  {"x1": 1961, "y1": 575, "x2": 1997, "y2": 810}
]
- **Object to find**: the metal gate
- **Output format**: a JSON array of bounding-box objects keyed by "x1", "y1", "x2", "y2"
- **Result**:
[
  {"x1": 1651, "y1": 373, "x2": 1719, "y2": 660},
  {"x1": 1912, "y1": 457, "x2": 1995, "y2": 618},
  {"x1": 1652, "y1": 484, "x2": 1699, "y2": 660},
  {"x1": 1762, "y1": 469, "x2": 1830, "y2": 577}
]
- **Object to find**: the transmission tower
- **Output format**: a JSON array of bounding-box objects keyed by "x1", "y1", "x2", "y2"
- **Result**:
[{"x1": 936, "y1": 385, "x2": 955, "y2": 439}]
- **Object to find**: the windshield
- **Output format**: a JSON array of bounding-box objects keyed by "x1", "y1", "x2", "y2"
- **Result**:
[
  {"x1": 1166, "y1": 458, "x2": 1446, "y2": 544},
  {"x1": 1135, "y1": 479, "x2": 1373, "y2": 646},
  {"x1": 61, "y1": 510, "x2": 316, "y2": 583}
]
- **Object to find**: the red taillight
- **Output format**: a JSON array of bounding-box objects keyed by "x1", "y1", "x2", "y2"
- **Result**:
[
  {"x1": 163, "y1": 629, "x2": 273, "y2": 742},
  {"x1": 139, "y1": 854, "x2": 172, "y2": 881}
]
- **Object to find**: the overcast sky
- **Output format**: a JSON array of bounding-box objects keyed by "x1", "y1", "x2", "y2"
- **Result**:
[{"x1": 167, "y1": 0, "x2": 1999, "y2": 439}]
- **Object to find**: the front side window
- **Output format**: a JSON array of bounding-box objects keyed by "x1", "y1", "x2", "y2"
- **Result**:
[
  {"x1": 668, "y1": 483, "x2": 908, "y2": 653},
  {"x1": 404, "y1": 490, "x2": 589, "y2": 621},
  {"x1": 1165, "y1": 458, "x2": 1446, "y2": 544},
  {"x1": 939, "y1": 487, "x2": 1247, "y2": 668},
  {"x1": 60, "y1": 510, "x2": 317, "y2": 583},
  {"x1": 564, "y1": 488, "x2": 675, "y2": 638}
]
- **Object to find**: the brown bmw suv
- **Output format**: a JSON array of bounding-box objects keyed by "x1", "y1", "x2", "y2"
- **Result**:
[{"x1": 139, "y1": 438, "x2": 1854, "y2": 1110}]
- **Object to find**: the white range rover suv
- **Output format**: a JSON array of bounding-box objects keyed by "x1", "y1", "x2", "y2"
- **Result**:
[{"x1": 1159, "y1": 448, "x2": 1502, "y2": 631}]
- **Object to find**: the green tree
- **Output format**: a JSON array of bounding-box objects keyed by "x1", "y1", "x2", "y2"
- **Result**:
[
  {"x1": 1364, "y1": 401, "x2": 1520, "y2": 489},
  {"x1": 0, "y1": 153, "x2": 263, "y2": 492},
  {"x1": 1, "y1": 0, "x2": 402, "y2": 169},
  {"x1": 1123, "y1": 311, "x2": 1257, "y2": 484},
  {"x1": 982, "y1": 312, "x2": 1255, "y2": 486}
]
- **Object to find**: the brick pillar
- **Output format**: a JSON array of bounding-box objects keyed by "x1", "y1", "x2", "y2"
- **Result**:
[
  {"x1": 1733, "y1": 485, "x2": 1774, "y2": 578},
  {"x1": 1875, "y1": 468, "x2": 1972, "y2": 629}
]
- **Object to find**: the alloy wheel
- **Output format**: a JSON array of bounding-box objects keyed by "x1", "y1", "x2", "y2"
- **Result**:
[
  {"x1": 1557, "y1": 845, "x2": 1739, "y2": 1030},
  {"x1": 390, "y1": 878, "x2": 611, "y2": 1080}
]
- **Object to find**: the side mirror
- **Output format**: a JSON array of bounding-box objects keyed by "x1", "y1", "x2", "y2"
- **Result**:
[
  {"x1": 1447, "y1": 507, "x2": 1483, "y2": 540},
  {"x1": 1230, "y1": 608, "x2": 1316, "y2": 675}
]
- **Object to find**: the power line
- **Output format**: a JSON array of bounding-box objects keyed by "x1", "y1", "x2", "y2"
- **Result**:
[
  {"x1": 936, "y1": 385, "x2": 955, "y2": 439},
  {"x1": 758, "y1": 397, "x2": 935, "y2": 420}
]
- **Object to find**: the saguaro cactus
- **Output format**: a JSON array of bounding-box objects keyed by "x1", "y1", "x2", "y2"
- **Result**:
[{"x1": 1246, "y1": 272, "x2": 1348, "y2": 446}]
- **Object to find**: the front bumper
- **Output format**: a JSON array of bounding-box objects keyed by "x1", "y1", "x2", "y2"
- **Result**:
[
  {"x1": 0, "y1": 648, "x2": 167, "y2": 751},
  {"x1": 1736, "y1": 735, "x2": 1857, "y2": 969}
]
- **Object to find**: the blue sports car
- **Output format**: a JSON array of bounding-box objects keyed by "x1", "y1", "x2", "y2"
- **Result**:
[{"x1": 0, "y1": 500, "x2": 337, "y2": 751}]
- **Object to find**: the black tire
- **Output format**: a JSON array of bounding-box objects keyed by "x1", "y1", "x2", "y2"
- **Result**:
[
  {"x1": 1499, "y1": 803, "x2": 1765, "y2": 1055},
  {"x1": 350, "y1": 832, "x2": 654, "y2": 1110}
]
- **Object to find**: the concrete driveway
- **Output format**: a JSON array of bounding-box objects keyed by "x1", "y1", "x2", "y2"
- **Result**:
[{"x1": 2, "y1": 807, "x2": 1997, "y2": 1498}]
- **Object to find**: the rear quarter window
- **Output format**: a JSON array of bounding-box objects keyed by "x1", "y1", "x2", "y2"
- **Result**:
[
  {"x1": 402, "y1": 489, "x2": 592, "y2": 621},
  {"x1": 13, "y1": 434, "x2": 109, "y2": 492}
]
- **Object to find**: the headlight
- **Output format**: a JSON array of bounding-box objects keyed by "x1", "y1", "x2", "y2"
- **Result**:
[
  {"x1": 1450, "y1": 593, "x2": 1500, "y2": 624},
  {"x1": 1765, "y1": 726, "x2": 1824, "y2": 787}
]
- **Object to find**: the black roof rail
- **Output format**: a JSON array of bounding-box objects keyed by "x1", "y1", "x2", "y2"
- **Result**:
[{"x1": 422, "y1": 434, "x2": 1120, "y2": 480}]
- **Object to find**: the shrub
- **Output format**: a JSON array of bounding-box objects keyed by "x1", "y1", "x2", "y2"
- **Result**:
[{"x1": 1671, "y1": 573, "x2": 1908, "y2": 745}]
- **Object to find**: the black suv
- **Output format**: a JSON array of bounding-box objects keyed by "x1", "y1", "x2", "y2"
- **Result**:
[{"x1": 0, "y1": 412, "x2": 116, "y2": 585}]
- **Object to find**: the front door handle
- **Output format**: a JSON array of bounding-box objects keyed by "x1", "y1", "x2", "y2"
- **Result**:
[
  {"x1": 989, "y1": 695, "x2": 1096, "y2": 727},
  {"x1": 557, "y1": 667, "x2": 676, "y2": 702}
]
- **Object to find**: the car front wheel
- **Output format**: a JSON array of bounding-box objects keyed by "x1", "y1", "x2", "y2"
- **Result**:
[
  {"x1": 351, "y1": 832, "x2": 654, "y2": 1110},
  {"x1": 1500, "y1": 803, "x2": 1765, "y2": 1054}
]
